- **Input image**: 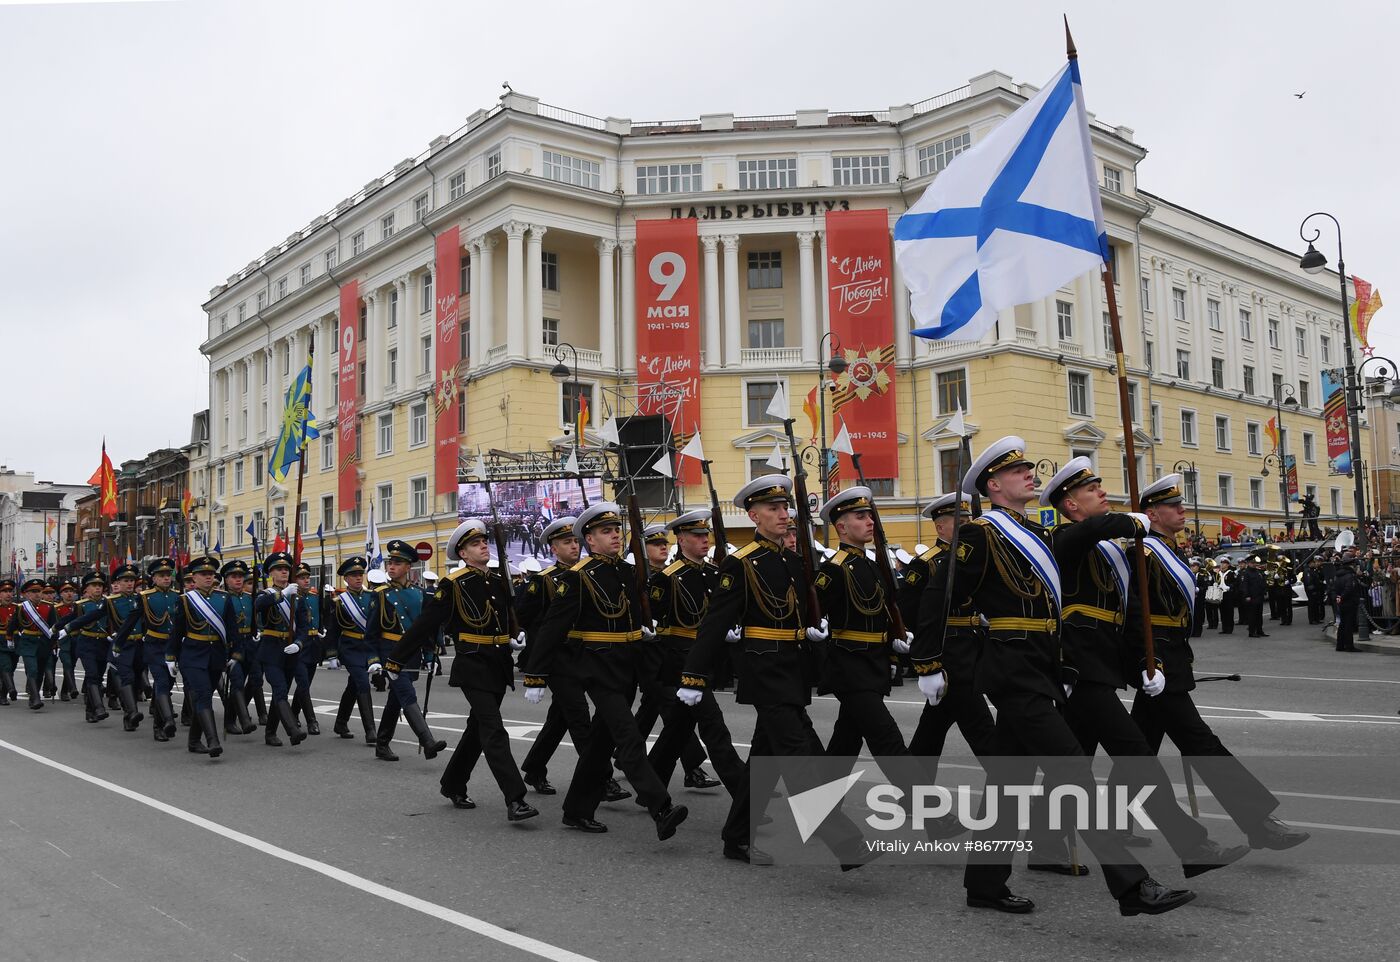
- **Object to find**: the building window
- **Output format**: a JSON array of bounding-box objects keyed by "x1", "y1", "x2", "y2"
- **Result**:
[
  {"x1": 256, "y1": 291, "x2": 266, "y2": 312},
  {"x1": 377, "y1": 412, "x2": 393, "y2": 455},
  {"x1": 1055, "y1": 300, "x2": 1074, "y2": 341},
  {"x1": 1268, "y1": 318, "x2": 1280, "y2": 349},
  {"x1": 253, "y1": 454, "x2": 264, "y2": 486},
  {"x1": 937, "y1": 448, "x2": 962, "y2": 494},
  {"x1": 233, "y1": 459, "x2": 244, "y2": 492},
  {"x1": 458, "y1": 388, "x2": 467, "y2": 435},
  {"x1": 357, "y1": 360, "x2": 366, "y2": 398},
  {"x1": 1295, "y1": 326, "x2": 1308, "y2": 356},
  {"x1": 321, "y1": 433, "x2": 334, "y2": 471},
  {"x1": 486, "y1": 149, "x2": 502, "y2": 180},
  {"x1": 1180, "y1": 410, "x2": 1197, "y2": 446},
  {"x1": 325, "y1": 248, "x2": 338, "y2": 271},
  {"x1": 388, "y1": 288, "x2": 398, "y2": 329},
  {"x1": 1330, "y1": 488, "x2": 1341, "y2": 516},
  {"x1": 1298, "y1": 379, "x2": 1310, "y2": 408},
  {"x1": 1250, "y1": 478, "x2": 1263, "y2": 509},
  {"x1": 748, "y1": 456, "x2": 784, "y2": 479},
  {"x1": 381, "y1": 213, "x2": 395, "y2": 239},
  {"x1": 747, "y1": 251, "x2": 783, "y2": 289},
  {"x1": 351, "y1": 231, "x2": 365, "y2": 257},
  {"x1": 541, "y1": 252, "x2": 559, "y2": 292},
  {"x1": 410, "y1": 477, "x2": 428, "y2": 517},
  {"x1": 1171, "y1": 287, "x2": 1186, "y2": 322},
  {"x1": 1247, "y1": 422, "x2": 1261, "y2": 456},
  {"x1": 234, "y1": 514, "x2": 244, "y2": 545},
  {"x1": 1207, "y1": 298, "x2": 1222, "y2": 332},
  {"x1": 1140, "y1": 276, "x2": 1151, "y2": 312},
  {"x1": 1068, "y1": 371, "x2": 1090, "y2": 417},
  {"x1": 542, "y1": 317, "x2": 559, "y2": 349},
  {"x1": 413, "y1": 193, "x2": 430, "y2": 222},
  {"x1": 542, "y1": 149, "x2": 601, "y2": 189},
  {"x1": 1126, "y1": 381, "x2": 1140, "y2": 423},
  {"x1": 936, "y1": 369, "x2": 968, "y2": 415},
  {"x1": 1303, "y1": 431, "x2": 1315, "y2": 463},
  {"x1": 387, "y1": 347, "x2": 398, "y2": 389},
  {"x1": 321, "y1": 494, "x2": 334, "y2": 529},
  {"x1": 410, "y1": 401, "x2": 427, "y2": 447},
  {"x1": 1215, "y1": 416, "x2": 1231, "y2": 451},
  {"x1": 748, "y1": 318, "x2": 784, "y2": 349},
  {"x1": 738, "y1": 157, "x2": 796, "y2": 190},
  {"x1": 1272, "y1": 372, "x2": 1284, "y2": 399},
  {"x1": 377, "y1": 484, "x2": 393, "y2": 523},
  {"x1": 1239, "y1": 308, "x2": 1253, "y2": 341},
  {"x1": 562, "y1": 382, "x2": 593, "y2": 430},
  {"x1": 1176, "y1": 350, "x2": 1190, "y2": 381},
  {"x1": 216, "y1": 466, "x2": 225, "y2": 496},
  {"x1": 636, "y1": 162, "x2": 702, "y2": 194},
  {"x1": 1182, "y1": 470, "x2": 1198, "y2": 506},
  {"x1": 421, "y1": 272, "x2": 433, "y2": 314},
  {"x1": 299, "y1": 263, "x2": 311, "y2": 287},
  {"x1": 449, "y1": 170, "x2": 467, "y2": 200},
  {"x1": 459, "y1": 255, "x2": 470, "y2": 295},
  {"x1": 218, "y1": 313, "x2": 228, "y2": 333},
  {"x1": 1320, "y1": 334, "x2": 1331, "y2": 364},
  {"x1": 1218, "y1": 475, "x2": 1232, "y2": 507},
  {"x1": 1102, "y1": 312, "x2": 1114, "y2": 350},
  {"x1": 1102, "y1": 164, "x2": 1123, "y2": 192},
  {"x1": 1150, "y1": 402, "x2": 1161, "y2": 441},
  {"x1": 1144, "y1": 339, "x2": 1154, "y2": 372},
  {"x1": 746, "y1": 381, "x2": 783, "y2": 425},
  {"x1": 276, "y1": 276, "x2": 288, "y2": 300},
  {"x1": 916, "y1": 131, "x2": 971, "y2": 176},
  {"x1": 832, "y1": 154, "x2": 890, "y2": 186},
  {"x1": 420, "y1": 333, "x2": 432, "y2": 375},
  {"x1": 1243, "y1": 365, "x2": 1256, "y2": 395},
  {"x1": 1211, "y1": 357, "x2": 1225, "y2": 389}
]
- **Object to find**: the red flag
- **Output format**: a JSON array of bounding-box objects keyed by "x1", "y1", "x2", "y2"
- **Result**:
[
  {"x1": 1220, "y1": 516, "x2": 1247, "y2": 539},
  {"x1": 271, "y1": 533, "x2": 288, "y2": 553},
  {"x1": 802, "y1": 385, "x2": 820, "y2": 443},
  {"x1": 89, "y1": 440, "x2": 118, "y2": 518}
]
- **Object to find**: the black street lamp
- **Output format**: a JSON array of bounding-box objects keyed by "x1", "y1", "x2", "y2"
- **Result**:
[
  {"x1": 1260, "y1": 383, "x2": 1300, "y2": 537},
  {"x1": 550, "y1": 341, "x2": 582, "y2": 445},
  {"x1": 1173, "y1": 459, "x2": 1201, "y2": 536}
]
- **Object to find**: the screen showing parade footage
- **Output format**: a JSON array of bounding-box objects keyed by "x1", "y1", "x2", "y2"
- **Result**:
[{"x1": 457, "y1": 477, "x2": 604, "y2": 565}]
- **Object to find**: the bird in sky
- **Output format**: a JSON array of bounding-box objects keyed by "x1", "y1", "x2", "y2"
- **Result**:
[{"x1": 1294, "y1": 91, "x2": 1306, "y2": 99}]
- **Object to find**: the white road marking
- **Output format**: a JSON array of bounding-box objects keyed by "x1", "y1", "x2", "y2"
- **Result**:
[
  {"x1": 1194, "y1": 812, "x2": 1400, "y2": 838},
  {"x1": 92, "y1": 872, "x2": 121, "y2": 889},
  {"x1": 1232, "y1": 672, "x2": 1400, "y2": 686},
  {"x1": 152, "y1": 906, "x2": 193, "y2": 930},
  {"x1": 44, "y1": 840, "x2": 71, "y2": 858},
  {"x1": 0, "y1": 737, "x2": 601, "y2": 962}
]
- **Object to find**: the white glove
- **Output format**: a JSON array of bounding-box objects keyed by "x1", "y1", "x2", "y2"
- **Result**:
[
  {"x1": 524, "y1": 687, "x2": 545, "y2": 704},
  {"x1": 640, "y1": 622, "x2": 656, "y2": 641},
  {"x1": 892, "y1": 631, "x2": 913, "y2": 655},
  {"x1": 918, "y1": 671, "x2": 947, "y2": 706},
  {"x1": 509, "y1": 631, "x2": 527, "y2": 651},
  {"x1": 325, "y1": 657, "x2": 341, "y2": 670},
  {"x1": 1129, "y1": 512, "x2": 1150, "y2": 532},
  {"x1": 226, "y1": 659, "x2": 236, "y2": 673},
  {"x1": 166, "y1": 661, "x2": 178, "y2": 679},
  {"x1": 805, "y1": 617, "x2": 829, "y2": 643},
  {"x1": 283, "y1": 643, "x2": 301, "y2": 655},
  {"x1": 1063, "y1": 682, "x2": 1075, "y2": 700},
  {"x1": 1141, "y1": 669, "x2": 1166, "y2": 697},
  {"x1": 367, "y1": 662, "x2": 383, "y2": 675},
  {"x1": 57, "y1": 629, "x2": 68, "y2": 641},
  {"x1": 725, "y1": 626, "x2": 742, "y2": 642},
  {"x1": 677, "y1": 687, "x2": 703, "y2": 707},
  {"x1": 282, "y1": 584, "x2": 299, "y2": 598}
]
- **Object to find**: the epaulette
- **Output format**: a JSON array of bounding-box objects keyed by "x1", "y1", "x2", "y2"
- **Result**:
[
  {"x1": 731, "y1": 541, "x2": 761, "y2": 561},
  {"x1": 830, "y1": 549, "x2": 850, "y2": 567},
  {"x1": 571, "y1": 557, "x2": 592, "y2": 572},
  {"x1": 971, "y1": 517, "x2": 992, "y2": 528},
  {"x1": 662, "y1": 558, "x2": 687, "y2": 577},
  {"x1": 140, "y1": 588, "x2": 158, "y2": 597},
  {"x1": 444, "y1": 566, "x2": 476, "y2": 582},
  {"x1": 918, "y1": 545, "x2": 942, "y2": 563}
]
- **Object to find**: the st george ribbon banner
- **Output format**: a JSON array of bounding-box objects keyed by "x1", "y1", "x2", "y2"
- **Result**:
[
  {"x1": 337, "y1": 279, "x2": 361, "y2": 512},
  {"x1": 433, "y1": 226, "x2": 464, "y2": 496},
  {"x1": 635, "y1": 218, "x2": 701, "y2": 484},
  {"x1": 1321, "y1": 368, "x2": 1352, "y2": 476},
  {"x1": 826, "y1": 208, "x2": 899, "y2": 480}
]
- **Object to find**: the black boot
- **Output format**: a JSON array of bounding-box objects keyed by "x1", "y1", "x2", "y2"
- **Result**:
[
  {"x1": 223, "y1": 696, "x2": 242, "y2": 735},
  {"x1": 275, "y1": 699, "x2": 306, "y2": 746},
  {"x1": 27, "y1": 677, "x2": 43, "y2": 710},
  {"x1": 0, "y1": 674, "x2": 9, "y2": 706},
  {"x1": 82, "y1": 685, "x2": 95, "y2": 722},
  {"x1": 187, "y1": 710, "x2": 209, "y2": 754},
  {"x1": 197, "y1": 708, "x2": 223, "y2": 758},
  {"x1": 155, "y1": 693, "x2": 178, "y2": 738},
  {"x1": 86, "y1": 683, "x2": 109, "y2": 722},
  {"x1": 332, "y1": 688, "x2": 355, "y2": 738},
  {"x1": 180, "y1": 694, "x2": 193, "y2": 726},
  {"x1": 264, "y1": 700, "x2": 284, "y2": 747},
  {"x1": 43, "y1": 665, "x2": 57, "y2": 700},
  {"x1": 247, "y1": 684, "x2": 268, "y2": 726},
  {"x1": 375, "y1": 705, "x2": 400, "y2": 761},
  {"x1": 151, "y1": 696, "x2": 170, "y2": 741},
  {"x1": 403, "y1": 703, "x2": 447, "y2": 759},
  {"x1": 117, "y1": 685, "x2": 144, "y2": 730},
  {"x1": 296, "y1": 689, "x2": 320, "y2": 735},
  {"x1": 61, "y1": 667, "x2": 77, "y2": 701},
  {"x1": 106, "y1": 675, "x2": 120, "y2": 710},
  {"x1": 356, "y1": 690, "x2": 377, "y2": 746}
]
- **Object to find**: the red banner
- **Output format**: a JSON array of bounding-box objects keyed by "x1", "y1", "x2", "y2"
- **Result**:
[
  {"x1": 433, "y1": 226, "x2": 463, "y2": 495},
  {"x1": 826, "y1": 209, "x2": 898, "y2": 479},
  {"x1": 1220, "y1": 516, "x2": 1247, "y2": 540},
  {"x1": 635, "y1": 218, "x2": 701, "y2": 484},
  {"x1": 336, "y1": 280, "x2": 360, "y2": 516}
]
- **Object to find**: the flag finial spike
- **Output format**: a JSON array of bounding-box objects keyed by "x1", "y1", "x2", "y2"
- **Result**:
[{"x1": 1064, "y1": 15, "x2": 1078, "y2": 60}]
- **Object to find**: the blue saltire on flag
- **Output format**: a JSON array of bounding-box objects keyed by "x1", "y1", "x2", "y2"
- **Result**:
[
  {"x1": 269, "y1": 354, "x2": 320, "y2": 483},
  {"x1": 894, "y1": 59, "x2": 1107, "y2": 342}
]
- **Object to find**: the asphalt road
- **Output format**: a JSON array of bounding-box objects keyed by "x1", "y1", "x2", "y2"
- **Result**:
[{"x1": 2, "y1": 615, "x2": 1398, "y2": 962}]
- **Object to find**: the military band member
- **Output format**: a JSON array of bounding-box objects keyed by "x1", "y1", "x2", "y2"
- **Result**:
[
  {"x1": 917, "y1": 436, "x2": 1193, "y2": 916},
  {"x1": 387, "y1": 520, "x2": 539, "y2": 822},
  {"x1": 53, "y1": 580, "x2": 80, "y2": 701},
  {"x1": 324, "y1": 557, "x2": 380, "y2": 744},
  {"x1": 217, "y1": 561, "x2": 258, "y2": 735},
  {"x1": 1130, "y1": 475, "x2": 1311, "y2": 852},
  {"x1": 0, "y1": 579, "x2": 17, "y2": 705},
  {"x1": 291, "y1": 562, "x2": 322, "y2": 735},
  {"x1": 1217, "y1": 558, "x2": 1239, "y2": 634},
  {"x1": 252, "y1": 551, "x2": 308, "y2": 747},
  {"x1": 1241, "y1": 555, "x2": 1268, "y2": 638},
  {"x1": 165, "y1": 555, "x2": 227, "y2": 759},
  {"x1": 369, "y1": 540, "x2": 448, "y2": 761},
  {"x1": 1034, "y1": 458, "x2": 1248, "y2": 878},
  {"x1": 7, "y1": 579, "x2": 58, "y2": 710},
  {"x1": 527, "y1": 502, "x2": 688, "y2": 840},
  {"x1": 110, "y1": 558, "x2": 183, "y2": 741}
]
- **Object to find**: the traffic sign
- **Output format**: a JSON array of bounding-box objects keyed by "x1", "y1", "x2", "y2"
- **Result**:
[{"x1": 415, "y1": 541, "x2": 434, "y2": 560}]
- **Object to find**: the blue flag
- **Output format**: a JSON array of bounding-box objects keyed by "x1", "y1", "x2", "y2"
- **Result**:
[{"x1": 270, "y1": 354, "x2": 319, "y2": 483}]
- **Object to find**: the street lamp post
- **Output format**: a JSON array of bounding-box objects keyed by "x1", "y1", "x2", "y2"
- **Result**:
[
  {"x1": 815, "y1": 332, "x2": 848, "y2": 543},
  {"x1": 1173, "y1": 459, "x2": 1201, "y2": 536},
  {"x1": 550, "y1": 341, "x2": 583, "y2": 447},
  {"x1": 1259, "y1": 384, "x2": 1299, "y2": 538}
]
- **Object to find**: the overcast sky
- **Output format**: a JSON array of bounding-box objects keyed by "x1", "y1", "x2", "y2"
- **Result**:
[{"x1": 2, "y1": 0, "x2": 1396, "y2": 483}]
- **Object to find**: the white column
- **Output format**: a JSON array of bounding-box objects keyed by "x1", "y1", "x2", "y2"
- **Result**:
[
  {"x1": 526, "y1": 225, "x2": 547, "y2": 360},
  {"x1": 722, "y1": 235, "x2": 741, "y2": 367},
  {"x1": 398, "y1": 275, "x2": 415, "y2": 379},
  {"x1": 819, "y1": 231, "x2": 830, "y2": 336},
  {"x1": 596, "y1": 239, "x2": 617, "y2": 370},
  {"x1": 505, "y1": 221, "x2": 526, "y2": 360},
  {"x1": 1190, "y1": 271, "x2": 1209, "y2": 385},
  {"x1": 702, "y1": 236, "x2": 721, "y2": 370},
  {"x1": 209, "y1": 368, "x2": 222, "y2": 456},
  {"x1": 996, "y1": 308, "x2": 1018, "y2": 346},
  {"x1": 891, "y1": 230, "x2": 911, "y2": 362},
  {"x1": 366, "y1": 290, "x2": 382, "y2": 402},
  {"x1": 797, "y1": 231, "x2": 817, "y2": 364},
  {"x1": 1076, "y1": 273, "x2": 1097, "y2": 357},
  {"x1": 1221, "y1": 284, "x2": 1240, "y2": 391},
  {"x1": 321, "y1": 317, "x2": 335, "y2": 413},
  {"x1": 1032, "y1": 298, "x2": 1051, "y2": 349},
  {"x1": 1154, "y1": 260, "x2": 1172, "y2": 370},
  {"x1": 260, "y1": 346, "x2": 273, "y2": 438},
  {"x1": 468, "y1": 241, "x2": 482, "y2": 366},
  {"x1": 619, "y1": 240, "x2": 636, "y2": 373},
  {"x1": 478, "y1": 235, "x2": 497, "y2": 358}
]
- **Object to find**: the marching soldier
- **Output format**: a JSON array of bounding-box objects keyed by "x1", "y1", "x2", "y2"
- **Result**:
[
  {"x1": 1274, "y1": 555, "x2": 1295, "y2": 626},
  {"x1": 53, "y1": 580, "x2": 80, "y2": 701},
  {"x1": 8, "y1": 579, "x2": 58, "y2": 710},
  {"x1": 526, "y1": 502, "x2": 688, "y2": 840},
  {"x1": 60, "y1": 572, "x2": 110, "y2": 721},
  {"x1": 165, "y1": 555, "x2": 227, "y2": 759},
  {"x1": 368, "y1": 540, "x2": 448, "y2": 761},
  {"x1": 252, "y1": 551, "x2": 308, "y2": 747},
  {"x1": 1034, "y1": 458, "x2": 1248, "y2": 878},
  {"x1": 916, "y1": 437, "x2": 1193, "y2": 916},
  {"x1": 386, "y1": 520, "x2": 540, "y2": 822},
  {"x1": 0, "y1": 579, "x2": 17, "y2": 705},
  {"x1": 291, "y1": 562, "x2": 322, "y2": 735},
  {"x1": 1242, "y1": 556, "x2": 1268, "y2": 637},
  {"x1": 324, "y1": 557, "x2": 380, "y2": 743},
  {"x1": 1130, "y1": 474, "x2": 1311, "y2": 852},
  {"x1": 1218, "y1": 558, "x2": 1239, "y2": 635},
  {"x1": 99, "y1": 564, "x2": 145, "y2": 729},
  {"x1": 38, "y1": 581, "x2": 59, "y2": 699},
  {"x1": 109, "y1": 558, "x2": 183, "y2": 741},
  {"x1": 216, "y1": 560, "x2": 258, "y2": 735}
]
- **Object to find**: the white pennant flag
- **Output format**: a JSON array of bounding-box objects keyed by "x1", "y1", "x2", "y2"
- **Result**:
[
  {"x1": 764, "y1": 382, "x2": 790, "y2": 422},
  {"x1": 474, "y1": 451, "x2": 488, "y2": 481},
  {"x1": 830, "y1": 420, "x2": 854, "y2": 456},
  {"x1": 651, "y1": 452, "x2": 673, "y2": 477},
  {"x1": 947, "y1": 403, "x2": 967, "y2": 438},
  {"x1": 599, "y1": 417, "x2": 621, "y2": 446},
  {"x1": 765, "y1": 442, "x2": 787, "y2": 470},
  {"x1": 678, "y1": 433, "x2": 705, "y2": 463},
  {"x1": 563, "y1": 447, "x2": 581, "y2": 477}
]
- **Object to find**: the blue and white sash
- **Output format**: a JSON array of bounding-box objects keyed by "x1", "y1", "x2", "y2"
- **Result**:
[
  {"x1": 21, "y1": 601, "x2": 53, "y2": 639},
  {"x1": 276, "y1": 596, "x2": 293, "y2": 628},
  {"x1": 982, "y1": 509, "x2": 1062, "y2": 610},
  {"x1": 1143, "y1": 534, "x2": 1196, "y2": 620},
  {"x1": 339, "y1": 591, "x2": 369, "y2": 632},
  {"x1": 185, "y1": 591, "x2": 228, "y2": 644},
  {"x1": 1096, "y1": 540, "x2": 1132, "y2": 614}
]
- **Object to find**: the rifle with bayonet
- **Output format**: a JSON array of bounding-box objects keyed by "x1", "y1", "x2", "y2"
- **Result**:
[
  {"x1": 701, "y1": 458, "x2": 728, "y2": 566},
  {"x1": 778, "y1": 414, "x2": 823, "y2": 630},
  {"x1": 849, "y1": 452, "x2": 907, "y2": 641}
]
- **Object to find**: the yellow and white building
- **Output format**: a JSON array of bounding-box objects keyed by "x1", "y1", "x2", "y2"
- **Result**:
[{"x1": 197, "y1": 70, "x2": 1368, "y2": 573}]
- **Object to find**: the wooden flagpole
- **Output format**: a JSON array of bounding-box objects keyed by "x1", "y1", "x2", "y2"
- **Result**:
[{"x1": 291, "y1": 340, "x2": 313, "y2": 568}]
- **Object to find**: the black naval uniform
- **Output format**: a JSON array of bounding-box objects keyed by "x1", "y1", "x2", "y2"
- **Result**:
[
  {"x1": 516, "y1": 562, "x2": 593, "y2": 788},
  {"x1": 917, "y1": 507, "x2": 1149, "y2": 902},
  {"x1": 1241, "y1": 564, "x2": 1267, "y2": 637},
  {"x1": 1218, "y1": 567, "x2": 1238, "y2": 634}
]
